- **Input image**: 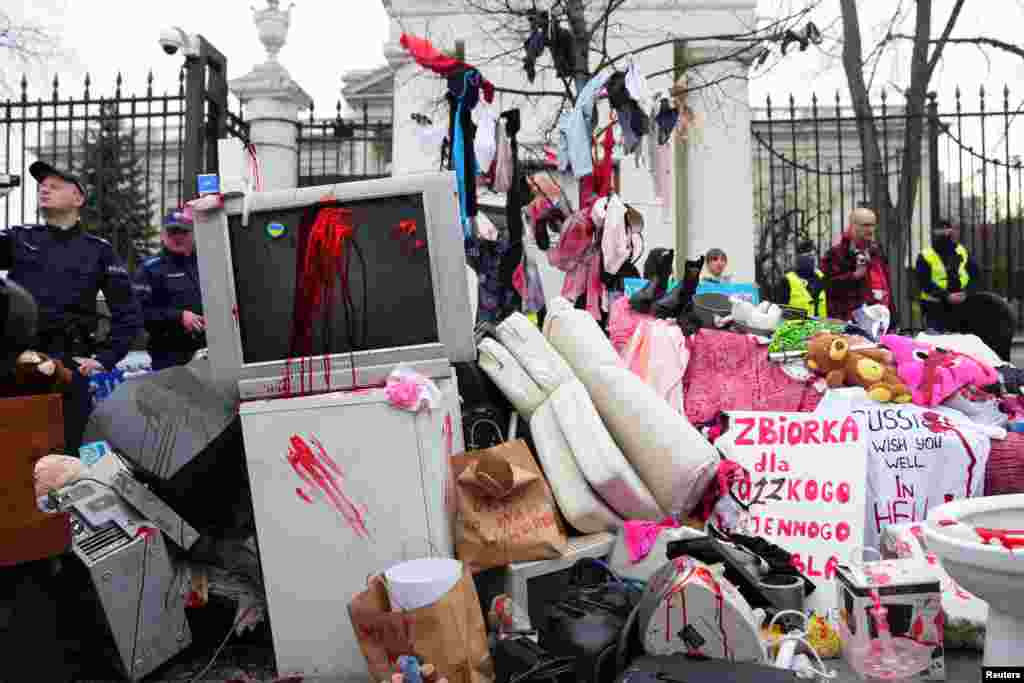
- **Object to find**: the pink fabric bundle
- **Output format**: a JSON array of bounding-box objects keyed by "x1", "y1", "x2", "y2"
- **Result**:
[
  {"x1": 622, "y1": 318, "x2": 688, "y2": 414},
  {"x1": 609, "y1": 296, "x2": 653, "y2": 353},
  {"x1": 548, "y1": 210, "x2": 606, "y2": 319},
  {"x1": 683, "y1": 329, "x2": 821, "y2": 425},
  {"x1": 623, "y1": 517, "x2": 680, "y2": 562},
  {"x1": 881, "y1": 334, "x2": 1001, "y2": 407}
]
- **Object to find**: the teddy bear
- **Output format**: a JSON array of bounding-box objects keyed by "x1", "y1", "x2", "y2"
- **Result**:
[
  {"x1": 880, "y1": 334, "x2": 1001, "y2": 407},
  {"x1": 805, "y1": 332, "x2": 912, "y2": 403}
]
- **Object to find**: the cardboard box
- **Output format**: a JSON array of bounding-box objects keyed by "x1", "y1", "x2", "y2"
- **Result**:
[
  {"x1": 835, "y1": 560, "x2": 945, "y2": 680},
  {"x1": 880, "y1": 523, "x2": 987, "y2": 650}
]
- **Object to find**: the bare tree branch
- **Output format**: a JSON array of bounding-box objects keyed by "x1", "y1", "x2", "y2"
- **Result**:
[
  {"x1": 891, "y1": 33, "x2": 1024, "y2": 63},
  {"x1": 925, "y1": 0, "x2": 967, "y2": 78}
]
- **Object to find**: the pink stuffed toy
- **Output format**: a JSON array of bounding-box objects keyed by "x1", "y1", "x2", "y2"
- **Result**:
[{"x1": 880, "y1": 334, "x2": 1001, "y2": 407}]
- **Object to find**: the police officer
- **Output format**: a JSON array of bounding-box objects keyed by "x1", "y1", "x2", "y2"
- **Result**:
[
  {"x1": 916, "y1": 219, "x2": 980, "y2": 331},
  {"x1": 133, "y1": 207, "x2": 205, "y2": 370},
  {"x1": 0, "y1": 160, "x2": 141, "y2": 452},
  {"x1": 778, "y1": 240, "x2": 828, "y2": 318}
]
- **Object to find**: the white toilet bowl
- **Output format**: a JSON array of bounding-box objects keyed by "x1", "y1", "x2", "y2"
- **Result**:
[{"x1": 924, "y1": 494, "x2": 1024, "y2": 667}]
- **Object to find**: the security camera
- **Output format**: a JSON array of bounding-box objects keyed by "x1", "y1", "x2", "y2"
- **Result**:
[{"x1": 158, "y1": 27, "x2": 199, "y2": 57}]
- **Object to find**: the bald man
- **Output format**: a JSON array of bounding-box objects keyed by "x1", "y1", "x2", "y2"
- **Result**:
[{"x1": 820, "y1": 207, "x2": 894, "y2": 321}]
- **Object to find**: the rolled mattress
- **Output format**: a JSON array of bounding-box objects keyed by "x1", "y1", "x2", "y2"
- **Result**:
[
  {"x1": 496, "y1": 312, "x2": 575, "y2": 394},
  {"x1": 549, "y1": 378, "x2": 664, "y2": 521},
  {"x1": 587, "y1": 364, "x2": 719, "y2": 518},
  {"x1": 530, "y1": 397, "x2": 622, "y2": 534},
  {"x1": 543, "y1": 300, "x2": 622, "y2": 390},
  {"x1": 477, "y1": 338, "x2": 547, "y2": 420}
]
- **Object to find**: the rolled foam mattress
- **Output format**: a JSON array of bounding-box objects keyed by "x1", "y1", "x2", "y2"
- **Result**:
[
  {"x1": 543, "y1": 299, "x2": 622, "y2": 390},
  {"x1": 477, "y1": 338, "x2": 547, "y2": 420},
  {"x1": 530, "y1": 396, "x2": 623, "y2": 534},
  {"x1": 549, "y1": 378, "x2": 664, "y2": 521},
  {"x1": 587, "y1": 364, "x2": 719, "y2": 518},
  {"x1": 495, "y1": 312, "x2": 575, "y2": 395}
]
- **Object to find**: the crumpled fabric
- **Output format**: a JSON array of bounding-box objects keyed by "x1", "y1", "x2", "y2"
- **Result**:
[
  {"x1": 623, "y1": 517, "x2": 680, "y2": 562},
  {"x1": 625, "y1": 61, "x2": 649, "y2": 104},
  {"x1": 622, "y1": 318, "x2": 689, "y2": 414},
  {"x1": 593, "y1": 124, "x2": 616, "y2": 199},
  {"x1": 609, "y1": 294, "x2": 654, "y2": 353},
  {"x1": 683, "y1": 328, "x2": 822, "y2": 425},
  {"x1": 596, "y1": 194, "x2": 630, "y2": 275},
  {"x1": 492, "y1": 123, "x2": 513, "y2": 193},
  {"x1": 474, "y1": 105, "x2": 498, "y2": 172},
  {"x1": 548, "y1": 212, "x2": 604, "y2": 320},
  {"x1": 386, "y1": 365, "x2": 442, "y2": 412}
]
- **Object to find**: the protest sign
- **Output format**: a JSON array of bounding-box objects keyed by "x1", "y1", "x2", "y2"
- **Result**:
[{"x1": 716, "y1": 411, "x2": 868, "y2": 615}]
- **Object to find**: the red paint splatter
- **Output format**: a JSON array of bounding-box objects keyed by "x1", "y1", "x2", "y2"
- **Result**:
[
  {"x1": 287, "y1": 434, "x2": 370, "y2": 539},
  {"x1": 231, "y1": 305, "x2": 239, "y2": 322},
  {"x1": 939, "y1": 519, "x2": 957, "y2": 527},
  {"x1": 296, "y1": 488, "x2": 313, "y2": 504},
  {"x1": 922, "y1": 412, "x2": 978, "y2": 497},
  {"x1": 443, "y1": 414, "x2": 455, "y2": 513},
  {"x1": 135, "y1": 526, "x2": 158, "y2": 540},
  {"x1": 975, "y1": 527, "x2": 1024, "y2": 550},
  {"x1": 185, "y1": 591, "x2": 204, "y2": 609}
]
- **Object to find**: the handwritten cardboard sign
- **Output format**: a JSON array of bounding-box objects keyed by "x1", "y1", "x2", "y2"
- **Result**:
[{"x1": 716, "y1": 411, "x2": 868, "y2": 615}]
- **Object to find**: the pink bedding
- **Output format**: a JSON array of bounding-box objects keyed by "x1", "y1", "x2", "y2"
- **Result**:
[{"x1": 682, "y1": 329, "x2": 822, "y2": 424}]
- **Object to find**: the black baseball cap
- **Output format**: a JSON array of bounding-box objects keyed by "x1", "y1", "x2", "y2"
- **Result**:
[{"x1": 29, "y1": 160, "x2": 86, "y2": 197}]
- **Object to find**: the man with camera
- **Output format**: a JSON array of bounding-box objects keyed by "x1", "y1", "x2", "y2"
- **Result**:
[
  {"x1": 820, "y1": 207, "x2": 894, "y2": 321},
  {"x1": 133, "y1": 207, "x2": 205, "y2": 370},
  {"x1": 0, "y1": 160, "x2": 142, "y2": 452}
]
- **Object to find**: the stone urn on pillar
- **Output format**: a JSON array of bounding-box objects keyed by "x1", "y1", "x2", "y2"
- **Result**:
[
  {"x1": 253, "y1": 0, "x2": 294, "y2": 63},
  {"x1": 230, "y1": 0, "x2": 311, "y2": 190}
]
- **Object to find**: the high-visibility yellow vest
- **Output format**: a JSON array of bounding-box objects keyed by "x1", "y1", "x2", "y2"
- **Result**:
[
  {"x1": 920, "y1": 245, "x2": 969, "y2": 302},
  {"x1": 785, "y1": 270, "x2": 827, "y2": 318}
]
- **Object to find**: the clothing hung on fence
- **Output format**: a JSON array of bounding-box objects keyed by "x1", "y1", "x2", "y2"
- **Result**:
[{"x1": 557, "y1": 68, "x2": 612, "y2": 177}]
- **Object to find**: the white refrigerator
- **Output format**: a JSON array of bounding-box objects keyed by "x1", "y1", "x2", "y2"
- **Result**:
[{"x1": 239, "y1": 373, "x2": 463, "y2": 680}]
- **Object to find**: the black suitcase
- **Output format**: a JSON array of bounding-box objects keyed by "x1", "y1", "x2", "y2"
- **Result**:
[
  {"x1": 494, "y1": 635, "x2": 576, "y2": 683},
  {"x1": 616, "y1": 654, "x2": 799, "y2": 683},
  {"x1": 538, "y1": 560, "x2": 644, "y2": 683}
]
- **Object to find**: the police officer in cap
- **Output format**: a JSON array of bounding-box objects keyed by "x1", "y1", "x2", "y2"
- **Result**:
[
  {"x1": 0, "y1": 160, "x2": 142, "y2": 452},
  {"x1": 133, "y1": 206, "x2": 205, "y2": 370}
]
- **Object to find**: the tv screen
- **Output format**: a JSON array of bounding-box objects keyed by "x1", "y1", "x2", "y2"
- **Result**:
[{"x1": 228, "y1": 194, "x2": 439, "y2": 365}]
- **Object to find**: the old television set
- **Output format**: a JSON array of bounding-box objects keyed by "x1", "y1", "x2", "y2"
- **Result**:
[{"x1": 193, "y1": 172, "x2": 474, "y2": 401}]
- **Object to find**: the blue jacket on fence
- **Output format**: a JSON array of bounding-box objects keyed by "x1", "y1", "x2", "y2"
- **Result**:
[
  {"x1": 0, "y1": 223, "x2": 141, "y2": 370},
  {"x1": 132, "y1": 248, "x2": 204, "y2": 369}
]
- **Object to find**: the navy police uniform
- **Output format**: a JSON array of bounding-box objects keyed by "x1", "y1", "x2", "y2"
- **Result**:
[
  {"x1": 0, "y1": 223, "x2": 142, "y2": 451},
  {"x1": 133, "y1": 249, "x2": 204, "y2": 370}
]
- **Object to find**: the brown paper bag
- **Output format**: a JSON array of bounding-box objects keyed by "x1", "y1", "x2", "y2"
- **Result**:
[
  {"x1": 452, "y1": 439, "x2": 568, "y2": 572},
  {"x1": 348, "y1": 567, "x2": 493, "y2": 683}
]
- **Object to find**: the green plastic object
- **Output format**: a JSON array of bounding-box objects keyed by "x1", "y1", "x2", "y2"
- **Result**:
[{"x1": 768, "y1": 319, "x2": 846, "y2": 354}]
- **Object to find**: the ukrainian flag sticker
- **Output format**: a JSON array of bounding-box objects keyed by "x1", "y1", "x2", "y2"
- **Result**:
[{"x1": 266, "y1": 222, "x2": 287, "y2": 239}]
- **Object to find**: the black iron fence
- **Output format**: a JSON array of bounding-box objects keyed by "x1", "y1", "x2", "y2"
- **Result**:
[
  {"x1": 752, "y1": 87, "x2": 1024, "y2": 330},
  {"x1": 296, "y1": 101, "x2": 391, "y2": 186},
  {"x1": 1, "y1": 70, "x2": 247, "y2": 268}
]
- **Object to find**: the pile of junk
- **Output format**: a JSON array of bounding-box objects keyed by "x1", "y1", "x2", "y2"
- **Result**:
[
  {"x1": 2, "y1": 281, "x2": 264, "y2": 682},
  {"x1": 4, "y1": 245, "x2": 1024, "y2": 683}
]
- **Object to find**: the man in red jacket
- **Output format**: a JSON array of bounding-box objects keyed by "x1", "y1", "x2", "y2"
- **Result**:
[{"x1": 821, "y1": 207, "x2": 894, "y2": 321}]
